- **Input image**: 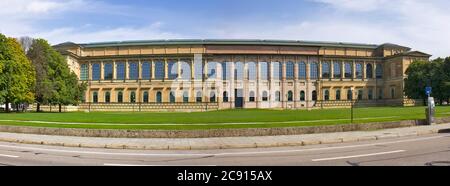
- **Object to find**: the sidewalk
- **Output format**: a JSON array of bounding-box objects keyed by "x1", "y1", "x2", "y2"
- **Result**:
[{"x1": 0, "y1": 124, "x2": 449, "y2": 150}]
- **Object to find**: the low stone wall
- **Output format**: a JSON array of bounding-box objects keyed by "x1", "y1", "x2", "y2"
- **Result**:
[{"x1": 0, "y1": 117, "x2": 449, "y2": 138}]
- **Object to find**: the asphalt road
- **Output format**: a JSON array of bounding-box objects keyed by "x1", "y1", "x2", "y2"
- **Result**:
[{"x1": 0, "y1": 133, "x2": 449, "y2": 166}]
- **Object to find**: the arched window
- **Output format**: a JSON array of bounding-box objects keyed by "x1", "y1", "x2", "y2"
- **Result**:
[
  {"x1": 262, "y1": 91, "x2": 268, "y2": 101},
  {"x1": 366, "y1": 64, "x2": 373, "y2": 79},
  {"x1": 312, "y1": 91, "x2": 317, "y2": 101},
  {"x1": 287, "y1": 91, "x2": 293, "y2": 102},
  {"x1": 130, "y1": 91, "x2": 136, "y2": 103},
  {"x1": 275, "y1": 91, "x2": 281, "y2": 102},
  {"x1": 143, "y1": 91, "x2": 149, "y2": 103},
  {"x1": 117, "y1": 91, "x2": 123, "y2": 103},
  {"x1": 196, "y1": 91, "x2": 202, "y2": 103},
  {"x1": 333, "y1": 62, "x2": 341, "y2": 79},
  {"x1": 80, "y1": 64, "x2": 88, "y2": 80},
  {"x1": 322, "y1": 62, "x2": 330, "y2": 78},
  {"x1": 324, "y1": 90, "x2": 330, "y2": 101},
  {"x1": 260, "y1": 62, "x2": 269, "y2": 80},
  {"x1": 104, "y1": 63, "x2": 113, "y2": 80},
  {"x1": 249, "y1": 91, "x2": 255, "y2": 102},
  {"x1": 207, "y1": 62, "x2": 218, "y2": 79},
  {"x1": 105, "y1": 92, "x2": 110, "y2": 103},
  {"x1": 180, "y1": 61, "x2": 191, "y2": 80},
  {"x1": 376, "y1": 64, "x2": 383, "y2": 79},
  {"x1": 298, "y1": 62, "x2": 307, "y2": 79},
  {"x1": 310, "y1": 62, "x2": 318, "y2": 79},
  {"x1": 170, "y1": 91, "x2": 176, "y2": 103},
  {"x1": 129, "y1": 62, "x2": 139, "y2": 80},
  {"x1": 347, "y1": 90, "x2": 353, "y2": 100},
  {"x1": 222, "y1": 62, "x2": 231, "y2": 80},
  {"x1": 223, "y1": 91, "x2": 229, "y2": 102},
  {"x1": 142, "y1": 62, "x2": 151, "y2": 80},
  {"x1": 234, "y1": 62, "x2": 244, "y2": 81},
  {"x1": 92, "y1": 63, "x2": 100, "y2": 81},
  {"x1": 286, "y1": 62, "x2": 294, "y2": 79},
  {"x1": 300, "y1": 91, "x2": 305, "y2": 101},
  {"x1": 345, "y1": 62, "x2": 352, "y2": 78},
  {"x1": 273, "y1": 62, "x2": 282, "y2": 80},
  {"x1": 93, "y1": 92, "x2": 98, "y2": 103},
  {"x1": 168, "y1": 61, "x2": 178, "y2": 80},
  {"x1": 116, "y1": 62, "x2": 125, "y2": 80},
  {"x1": 356, "y1": 63, "x2": 363, "y2": 79},
  {"x1": 336, "y1": 90, "x2": 341, "y2": 101},
  {"x1": 183, "y1": 91, "x2": 189, "y2": 103},
  {"x1": 155, "y1": 61, "x2": 165, "y2": 80},
  {"x1": 156, "y1": 91, "x2": 162, "y2": 103},
  {"x1": 248, "y1": 62, "x2": 257, "y2": 80},
  {"x1": 210, "y1": 92, "x2": 216, "y2": 103}
]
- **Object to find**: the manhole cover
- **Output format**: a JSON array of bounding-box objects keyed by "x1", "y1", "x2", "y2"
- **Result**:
[{"x1": 425, "y1": 161, "x2": 450, "y2": 166}]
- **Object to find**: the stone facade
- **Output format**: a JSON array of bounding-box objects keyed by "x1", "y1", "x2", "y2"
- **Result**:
[{"x1": 54, "y1": 40, "x2": 431, "y2": 111}]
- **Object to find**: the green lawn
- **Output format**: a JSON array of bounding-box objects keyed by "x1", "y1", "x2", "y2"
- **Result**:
[{"x1": 0, "y1": 106, "x2": 449, "y2": 130}]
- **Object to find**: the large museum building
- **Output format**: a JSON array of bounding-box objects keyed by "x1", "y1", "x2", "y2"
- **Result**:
[{"x1": 54, "y1": 40, "x2": 431, "y2": 111}]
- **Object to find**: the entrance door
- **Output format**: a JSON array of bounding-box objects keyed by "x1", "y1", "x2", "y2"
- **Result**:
[{"x1": 235, "y1": 89, "x2": 244, "y2": 108}]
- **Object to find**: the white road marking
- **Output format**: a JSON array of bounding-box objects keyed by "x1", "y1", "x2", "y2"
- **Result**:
[
  {"x1": 0, "y1": 154, "x2": 19, "y2": 158},
  {"x1": 0, "y1": 135, "x2": 445, "y2": 157},
  {"x1": 0, "y1": 116, "x2": 398, "y2": 126},
  {"x1": 312, "y1": 150, "x2": 406, "y2": 162},
  {"x1": 104, "y1": 163, "x2": 216, "y2": 166}
]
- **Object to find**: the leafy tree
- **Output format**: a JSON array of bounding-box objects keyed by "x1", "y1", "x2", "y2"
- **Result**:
[{"x1": 404, "y1": 60, "x2": 430, "y2": 103}]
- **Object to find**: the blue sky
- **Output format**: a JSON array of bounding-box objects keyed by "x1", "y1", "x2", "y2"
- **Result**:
[{"x1": 0, "y1": 0, "x2": 449, "y2": 58}]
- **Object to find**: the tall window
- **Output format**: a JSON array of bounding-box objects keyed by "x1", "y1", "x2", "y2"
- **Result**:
[
  {"x1": 105, "y1": 92, "x2": 110, "y2": 103},
  {"x1": 207, "y1": 62, "x2": 218, "y2": 79},
  {"x1": 358, "y1": 90, "x2": 363, "y2": 100},
  {"x1": 262, "y1": 91, "x2": 268, "y2": 101},
  {"x1": 168, "y1": 61, "x2": 178, "y2": 80},
  {"x1": 260, "y1": 62, "x2": 269, "y2": 80},
  {"x1": 130, "y1": 91, "x2": 136, "y2": 103},
  {"x1": 223, "y1": 91, "x2": 229, "y2": 102},
  {"x1": 194, "y1": 60, "x2": 203, "y2": 80},
  {"x1": 273, "y1": 62, "x2": 282, "y2": 80},
  {"x1": 180, "y1": 61, "x2": 191, "y2": 80},
  {"x1": 322, "y1": 62, "x2": 330, "y2": 79},
  {"x1": 93, "y1": 92, "x2": 98, "y2": 103},
  {"x1": 117, "y1": 91, "x2": 123, "y2": 103},
  {"x1": 142, "y1": 62, "x2": 151, "y2": 80},
  {"x1": 80, "y1": 64, "x2": 88, "y2": 80},
  {"x1": 310, "y1": 62, "x2": 318, "y2": 79},
  {"x1": 344, "y1": 62, "x2": 352, "y2": 78},
  {"x1": 104, "y1": 63, "x2": 113, "y2": 80},
  {"x1": 378, "y1": 88, "x2": 383, "y2": 99},
  {"x1": 196, "y1": 91, "x2": 202, "y2": 103},
  {"x1": 287, "y1": 91, "x2": 293, "y2": 102},
  {"x1": 222, "y1": 62, "x2": 230, "y2": 80},
  {"x1": 312, "y1": 91, "x2": 317, "y2": 101},
  {"x1": 155, "y1": 61, "x2": 165, "y2": 80},
  {"x1": 275, "y1": 91, "x2": 281, "y2": 101},
  {"x1": 300, "y1": 91, "x2": 305, "y2": 101},
  {"x1": 116, "y1": 62, "x2": 125, "y2": 80},
  {"x1": 298, "y1": 62, "x2": 306, "y2": 79},
  {"x1": 210, "y1": 92, "x2": 216, "y2": 103},
  {"x1": 333, "y1": 62, "x2": 341, "y2": 79},
  {"x1": 248, "y1": 62, "x2": 257, "y2": 80},
  {"x1": 129, "y1": 62, "x2": 138, "y2": 80},
  {"x1": 183, "y1": 91, "x2": 189, "y2": 103},
  {"x1": 391, "y1": 88, "x2": 395, "y2": 99},
  {"x1": 249, "y1": 91, "x2": 255, "y2": 102},
  {"x1": 92, "y1": 63, "x2": 100, "y2": 81},
  {"x1": 234, "y1": 62, "x2": 244, "y2": 80},
  {"x1": 324, "y1": 90, "x2": 330, "y2": 101},
  {"x1": 336, "y1": 90, "x2": 341, "y2": 101},
  {"x1": 368, "y1": 89, "x2": 373, "y2": 100},
  {"x1": 356, "y1": 63, "x2": 363, "y2": 79},
  {"x1": 170, "y1": 91, "x2": 176, "y2": 103},
  {"x1": 366, "y1": 64, "x2": 373, "y2": 79},
  {"x1": 376, "y1": 64, "x2": 383, "y2": 79},
  {"x1": 347, "y1": 90, "x2": 352, "y2": 100},
  {"x1": 143, "y1": 91, "x2": 149, "y2": 103},
  {"x1": 156, "y1": 92, "x2": 162, "y2": 103},
  {"x1": 286, "y1": 62, "x2": 294, "y2": 79}
]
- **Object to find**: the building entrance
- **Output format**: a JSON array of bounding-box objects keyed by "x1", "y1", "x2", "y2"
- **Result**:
[{"x1": 235, "y1": 89, "x2": 244, "y2": 108}]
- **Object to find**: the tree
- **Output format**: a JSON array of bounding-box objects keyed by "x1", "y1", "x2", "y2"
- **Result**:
[
  {"x1": 0, "y1": 34, "x2": 35, "y2": 112},
  {"x1": 404, "y1": 60, "x2": 430, "y2": 103}
]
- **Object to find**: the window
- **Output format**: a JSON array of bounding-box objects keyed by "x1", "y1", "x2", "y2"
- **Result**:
[
  {"x1": 286, "y1": 62, "x2": 294, "y2": 79},
  {"x1": 391, "y1": 88, "x2": 395, "y2": 99},
  {"x1": 358, "y1": 90, "x2": 363, "y2": 100},
  {"x1": 324, "y1": 90, "x2": 330, "y2": 101},
  {"x1": 298, "y1": 62, "x2": 306, "y2": 79},
  {"x1": 92, "y1": 63, "x2": 100, "y2": 81},
  {"x1": 156, "y1": 92, "x2": 162, "y2": 103},
  {"x1": 142, "y1": 62, "x2": 151, "y2": 80},
  {"x1": 248, "y1": 62, "x2": 257, "y2": 80},
  {"x1": 310, "y1": 62, "x2": 318, "y2": 79},
  {"x1": 194, "y1": 60, "x2": 203, "y2": 80},
  {"x1": 130, "y1": 91, "x2": 136, "y2": 103},
  {"x1": 333, "y1": 62, "x2": 341, "y2": 79},
  {"x1": 260, "y1": 62, "x2": 269, "y2": 80},
  {"x1": 378, "y1": 88, "x2": 383, "y2": 99},
  {"x1": 366, "y1": 64, "x2": 373, "y2": 79},
  {"x1": 168, "y1": 61, "x2": 178, "y2": 80},
  {"x1": 80, "y1": 64, "x2": 88, "y2": 80},
  {"x1": 196, "y1": 91, "x2": 202, "y2": 103},
  {"x1": 300, "y1": 91, "x2": 305, "y2": 101},
  {"x1": 105, "y1": 92, "x2": 110, "y2": 103},
  {"x1": 129, "y1": 62, "x2": 139, "y2": 80},
  {"x1": 312, "y1": 91, "x2": 317, "y2": 101},
  {"x1": 117, "y1": 91, "x2": 123, "y2": 103},
  {"x1": 356, "y1": 63, "x2": 363, "y2": 79},
  {"x1": 183, "y1": 91, "x2": 189, "y2": 103},
  {"x1": 322, "y1": 62, "x2": 330, "y2": 79},
  {"x1": 262, "y1": 91, "x2": 268, "y2": 101},
  {"x1": 93, "y1": 92, "x2": 98, "y2": 103},
  {"x1": 347, "y1": 90, "x2": 353, "y2": 100},
  {"x1": 143, "y1": 91, "x2": 149, "y2": 103},
  {"x1": 155, "y1": 61, "x2": 165, "y2": 80},
  {"x1": 275, "y1": 91, "x2": 281, "y2": 101},
  {"x1": 207, "y1": 62, "x2": 218, "y2": 79},
  {"x1": 345, "y1": 62, "x2": 352, "y2": 78},
  {"x1": 116, "y1": 62, "x2": 125, "y2": 80},
  {"x1": 336, "y1": 90, "x2": 341, "y2": 101},
  {"x1": 287, "y1": 91, "x2": 293, "y2": 102},
  {"x1": 223, "y1": 91, "x2": 229, "y2": 102},
  {"x1": 104, "y1": 63, "x2": 113, "y2": 80},
  {"x1": 376, "y1": 64, "x2": 383, "y2": 79},
  {"x1": 368, "y1": 89, "x2": 373, "y2": 100},
  {"x1": 249, "y1": 91, "x2": 255, "y2": 102},
  {"x1": 222, "y1": 62, "x2": 230, "y2": 80},
  {"x1": 273, "y1": 62, "x2": 282, "y2": 80},
  {"x1": 234, "y1": 62, "x2": 244, "y2": 80},
  {"x1": 170, "y1": 91, "x2": 176, "y2": 103},
  {"x1": 210, "y1": 92, "x2": 216, "y2": 103},
  {"x1": 180, "y1": 61, "x2": 191, "y2": 80}
]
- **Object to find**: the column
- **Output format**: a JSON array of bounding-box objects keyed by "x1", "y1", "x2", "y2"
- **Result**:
[
  {"x1": 204, "y1": 59, "x2": 209, "y2": 80},
  {"x1": 352, "y1": 60, "x2": 356, "y2": 79},
  {"x1": 100, "y1": 61, "x2": 104, "y2": 81},
  {"x1": 330, "y1": 60, "x2": 334, "y2": 79},
  {"x1": 363, "y1": 61, "x2": 367, "y2": 80},
  {"x1": 230, "y1": 59, "x2": 235, "y2": 106},
  {"x1": 138, "y1": 59, "x2": 142, "y2": 80},
  {"x1": 151, "y1": 59, "x2": 155, "y2": 80},
  {"x1": 88, "y1": 62, "x2": 93, "y2": 81},
  {"x1": 318, "y1": 60, "x2": 323, "y2": 79},
  {"x1": 164, "y1": 58, "x2": 168, "y2": 80},
  {"x1": 256, "y1": 58, "x2": 260, "y2": 108},
  {"x1": 177, "y1": 58, "x2": 182, "y2": 79},
  {"x1": 190, "y1": 58, "x2": 195, "y2": 80},
  {"x1": 125, "y1": 59, "x2": 129, "y2": 80},
  {"x1": 341, "y1": 61, "x2": 345, "y2": 79},
  {"x1": 269, "y1": 60, "x2": 273, "y2": 107},
  {"x1": 113, "y1": 60, "x2": 117, "y2": 80}
]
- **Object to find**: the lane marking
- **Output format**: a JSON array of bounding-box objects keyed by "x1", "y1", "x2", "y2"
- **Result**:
[
  {"x1": 312, "y1": 150, "x2": 406, "y2": 162},
  {"x1": 0, "y1": 135, "x2": 445, "y2": 157},
  {"x1": 0, "y1": 154, "x2": 19, "y2": 158},
  {"x1": 104, "y1": 163, "x2": 216, "y2": 166},
  {"x1": 0, "y1": 116, "x2": 398, "y2": 126}
]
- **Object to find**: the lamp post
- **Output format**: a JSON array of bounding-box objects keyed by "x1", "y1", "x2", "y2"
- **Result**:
[{"x1": 351, "y1": 87, "x2": 354, "y2": 124}]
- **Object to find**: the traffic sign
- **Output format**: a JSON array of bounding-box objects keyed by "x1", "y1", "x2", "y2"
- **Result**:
[{"x1": 425, "y1": 87, "x2": 432, "y2": 96}]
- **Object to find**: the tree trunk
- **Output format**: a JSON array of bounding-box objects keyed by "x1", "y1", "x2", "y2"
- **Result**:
[
  {"x1": 5, "y1": 99, "x2": 9, "y2": 113},
  {"x1": 59, "y1": 104, "x2": 62, "y2": 113},
  {"x1": 15, "y1": 104, "x2": 19, "y2": 112},
  {"x1": 37, "y1": 103, "x2": 41, "y2": 112}
]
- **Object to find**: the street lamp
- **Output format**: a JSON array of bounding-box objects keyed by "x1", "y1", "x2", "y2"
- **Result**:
[{"x1": 350, "y1": 87, "x2": 354, "y2": 124}]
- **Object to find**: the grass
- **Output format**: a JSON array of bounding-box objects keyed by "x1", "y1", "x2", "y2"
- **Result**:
[{"x1": 0, "y1": 106, "x2": 449, "y2": 130}]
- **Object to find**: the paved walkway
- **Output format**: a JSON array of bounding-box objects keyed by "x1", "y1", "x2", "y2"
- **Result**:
[{"x1": 0, "y1": 124, "x2": 449, "y2": 150}]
